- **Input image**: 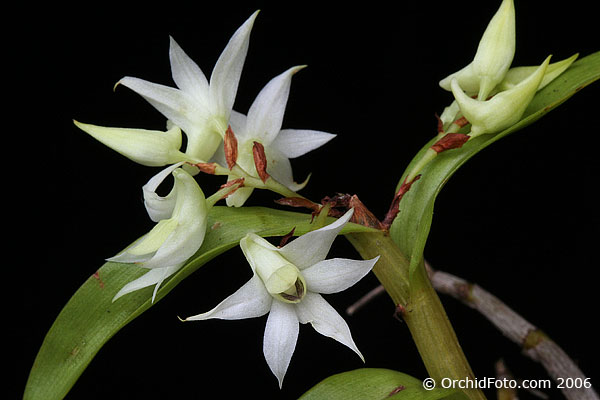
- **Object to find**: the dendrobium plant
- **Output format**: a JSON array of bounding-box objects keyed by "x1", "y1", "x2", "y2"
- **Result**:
[
  {"x1": 26, "y1": 2, "x2": 599, "y2": 399},
  {"x1": 182, "y1": 209, "x2": 379, "y2": 387}
]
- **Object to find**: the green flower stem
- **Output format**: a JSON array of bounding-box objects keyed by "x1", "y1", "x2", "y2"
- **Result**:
[
  {"x1": 212, "y1": 163, "x2": 309, "y2": 201},
  {"x1": 405, "y1": 148, "x2": 437, "y2": 183},
  {"x1": 346, "y1": 232, "x2": 486, "y2": 400},
  {"x1": 345, "y1": 232, "x2": 410, "y2": 306},
  {"x1": 206, "y1": 180, "x2": 245, "y2": 207},
  {"x1": 264, "y1": 176, "x2": 307, "y2": 200}
]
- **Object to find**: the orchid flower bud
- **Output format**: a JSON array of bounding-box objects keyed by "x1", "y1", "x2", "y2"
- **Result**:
[
  {"x1": 74, "y1": 120, "x2": 200, "y2": 166},
  {"x1": 495, "y1": 53, "x2": 578, "y2": 92},
  {"x1": 438, "y1": 100, "x2": 462, "y2": 132},
  {"x1": 451, "y1": 56, "x2": 551, "y2": 137},
  {"x1": 439, "y1": 0, "x2": 515, "y2": 100}
]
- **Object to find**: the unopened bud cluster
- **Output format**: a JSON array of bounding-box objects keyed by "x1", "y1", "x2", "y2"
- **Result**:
[
  {"x1": 401, "y1": 0, "x2": 577, "y2": 201},
  {"x1": 438, "y1": 0, "x2": 577, "y2": 138}
]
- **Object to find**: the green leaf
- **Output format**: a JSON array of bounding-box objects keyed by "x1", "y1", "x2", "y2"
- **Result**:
[
  {"x1": 389, "y1": 51, "x2": 600, "y2": 278},
  {"x1": 298, "y1": 368, "x2": 468, "y2": 400},
  {"x1": 25, "y1": 206, "x2": 376, "y2": 400}
]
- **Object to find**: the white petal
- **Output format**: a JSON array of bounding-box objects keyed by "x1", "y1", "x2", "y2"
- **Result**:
[
  {"x1": 245, "y1": 66, "x2": 305, "y2": 145},
  {"x1": 117, "y1": 76, "x2": 207, "y2": 135},
  {"x1": 210, "y1": 137, "x2": 226, "y2": 165},
  {"x1": 278, "y1": 209, "x2": 354, "y2": 269},
  {"x1": 271, "y1": 129, "x2": 336, "y2": 159},
  {"x1": 209, "y1": 11, "x2": 259, "y2": 117},
  {"x1": 112, "y1": 263, "x2": 182, "y2": 303},
  {"x1": 169, "y1": 36, "x2": 210, "y2": 104},
  {"x1": 225, "y1": 185, "x2": 254, "y2": 207},
  {"x1": 184, "y1": 275, "x2": 272, "y2": 321},
  {"x1": 143, "y1": 162, "x2": 183, "y2": 222},
  {"x1": 263, "y1": 300, "x2": 299, "y2": 387},
  {"x1": 295, "y1": 292, "x2": 364, "y2": 361},
  {"x1": 141, "y1": 169, "x2": 209, "y2": 269},
  {"x1": 107, "y1": 248, "x2": 152, "y2": 264},
  {"x1": 264, "y1": 146, "x2": 307, "y2": 192},
  {"x1": 302, "y1": 256, "x2": 379, "y2": 294},
  {"x1": 107, "y1": 234, "x2": 154, "y2": 263}
]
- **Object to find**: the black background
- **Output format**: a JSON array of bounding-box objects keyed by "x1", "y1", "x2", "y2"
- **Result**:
[{"x1": 15, "y1": 1, "x2": 598, "y2": 399}]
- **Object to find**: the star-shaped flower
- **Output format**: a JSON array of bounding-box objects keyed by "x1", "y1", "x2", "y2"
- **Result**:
[
  {"x1": 220, "y1": 66, "x2": 336, "y2": 206},
  {"x1": 182, "y1": 209, "x2": 379, "y2": 387},
  {"x1": 116, "y1": 11, "x2": 259, "y2": 163}
]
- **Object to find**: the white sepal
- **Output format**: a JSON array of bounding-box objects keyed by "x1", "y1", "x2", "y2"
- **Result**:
[
  {"x1": 74, "y1": 120, "x2": 193, "y2": 167},
  {"x1": 185, "y1": 275, "x2": 272, "y2": 321},
  {"x1": 271, "y1": 129, "x2": 336, "y2": 159},
  {"x1": 209, "y1": 11, "x2": 259, "y2": 119},
  {"x1": 302, "y1": 256, "x2": 380, "y2": 294},
  {"x1": 245, "y1": 66, "x2": 306, "y2": 145},
  {"x1": 112, "y1": 263, "x2": 182, "y2": 303},
  {"x1": 169, "y1": 36, "x2": 210, "y2": 106},
  {"x1": 263, "y1": 301, "x2": 299, "y2": 388},
  {"x1": 278, "y1": 209, "x2": 354, "y2": 269},
  {"x1": 295, "y1": 292, "x2": 364, "y2": 362}
]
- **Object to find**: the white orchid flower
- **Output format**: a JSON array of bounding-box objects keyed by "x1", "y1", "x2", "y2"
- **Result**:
[
  {"x1": 73, "y1": 120, "x2": 201, "y2": 166},
  {"x1": 439, "y1": 0, "x2": 515, "y2": 100},
  {"x1": 116, "y1": 11, "x2": 259, "y2": 164},
  {"x1": 183, "y1": 209, "x2": 379, "y2": 387},
  {"x1": 221, "y1": 66, "x2": 336, "y2": 206},
  {"x1": 110, "y1": 163, "x2": 210, "y2": 302}
]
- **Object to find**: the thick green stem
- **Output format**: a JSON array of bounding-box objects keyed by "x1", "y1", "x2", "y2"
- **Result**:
[
  {"x1": 345, "y1": 232, "x2": 410, "y2": 306},
  {"x1": 405, "y1": 262, "x2": 486, "y2": 400},
  {"x1": 346, "y1": 232, "x2": 486, "y2": 400}
]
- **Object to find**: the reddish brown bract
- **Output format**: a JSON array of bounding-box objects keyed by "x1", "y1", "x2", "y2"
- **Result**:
[
  {"x1": 252, "y1": 141, "x2": 270, "y2": 183},
  {"x1": 193, "y1": 162, "x2": 217, "y2": 174},
  {"x1": 382, "y1": 174, "x2": 422, "y2": 229},
  {"x1": 224, "y1": 125, "x2": 238, "y2": 169},
  {"x1": 219, "y1": 178, "x2": 245, "y2": 200},
  {"x1": 430, "y1": 133, "x2": 470, "y2": 153}
]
